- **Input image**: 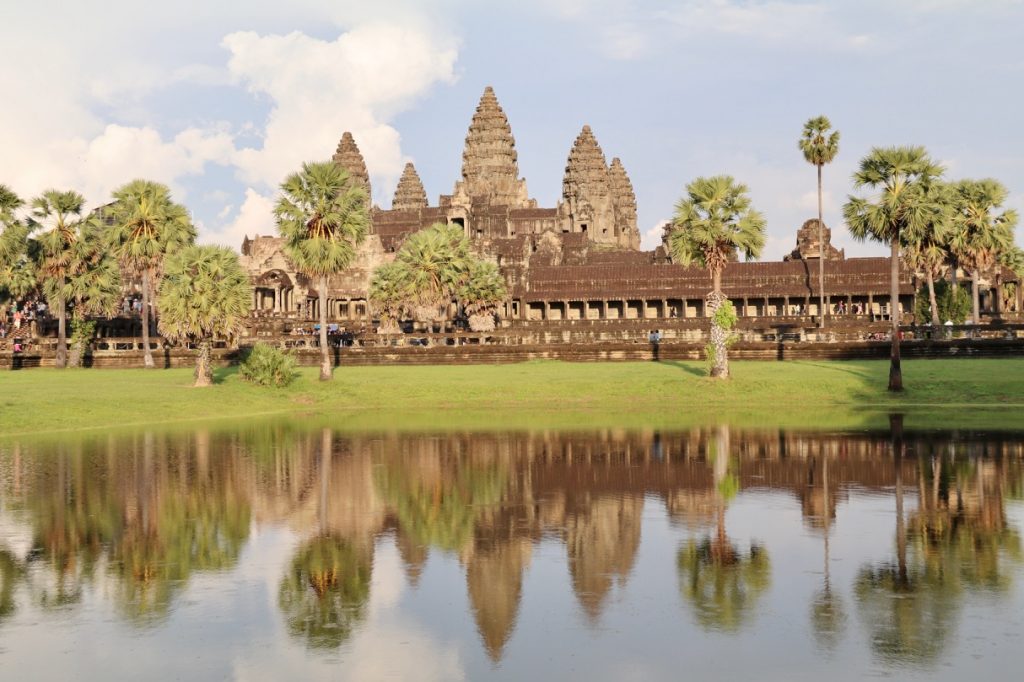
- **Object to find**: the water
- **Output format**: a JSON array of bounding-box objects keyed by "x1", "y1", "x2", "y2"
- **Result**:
[{"x1": 1, "y1": 423, "x2": 1023, "y2": 681}]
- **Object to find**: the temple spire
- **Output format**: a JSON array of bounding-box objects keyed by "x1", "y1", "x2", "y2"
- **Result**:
[
  {"x1": 392, "y1": 162, "x2": 428, "y2": 211},
  {"x1": 332, "y1": 131, "x2": 372, "y2": 202},
  {"x1": 608, "y1": 158, "x2": 639, "y2": 249},
  {"x1": 456, "y1": 86, "x2": 530, "y2": 207},
  {"x1": 562, "y1": 125, "x2": 616, "y2": 245}
]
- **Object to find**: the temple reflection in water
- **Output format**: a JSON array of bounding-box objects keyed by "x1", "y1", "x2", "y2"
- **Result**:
[{"x1": 1, "y1": 424, "x2": 1022, "y2": 673}]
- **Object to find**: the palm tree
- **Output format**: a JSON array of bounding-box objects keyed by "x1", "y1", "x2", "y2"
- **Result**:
[
  {"x1": 30, "y1": 190, "x2": 88, "y2": 368},
  {"x1": 368, "y1": 261, "x2": 409, "y2": 334},
  {"x1": 902, "y1": 181, "x2": 954, "y2": 326},
  {"x1": 668, "y1": 176, "x2": 766, "y2": 379},
  {"x1": 843, "y1": 147, "x2": 944, "y2": 392},
  {"x1": 156, "y1": 245, "x2": 251, "y2": 387},
  {"x1": 64, "y1": 221, "x2": 122, "y2": 366},
  {"x1": 459, "y1": 260, "x2": 507, "y2": 332},
  {"x1": 107, "y1": 180, "x2": 196, "y2": 369},
  {"x1": 274, "y1": 162, "x2": 369, "y2": 381},
  {"x1": 0, "y1": 186, "x2": 36, "y2": 306},
  {"x1": 949, "y1": 179, "x2": 1018, "y2": 324},
  {"x1": 798, "y1": 116, "x2": 840, "y2": 328},
  {"x1": 393, "y1": 222, "x2": 473, "y2": 328}
]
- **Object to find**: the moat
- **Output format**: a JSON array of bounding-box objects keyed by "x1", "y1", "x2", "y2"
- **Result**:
[{"x1": 2, "y1": 422, "x2": 1023, "y2": 681}]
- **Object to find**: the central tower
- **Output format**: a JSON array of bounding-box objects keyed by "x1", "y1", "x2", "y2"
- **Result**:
[{"x1": 454, "y1": 86, "x2": 531, "y2": 208}]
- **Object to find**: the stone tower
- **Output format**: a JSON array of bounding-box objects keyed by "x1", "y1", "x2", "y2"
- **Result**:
[
  {"x1": 608, "y1": 157, "x2": 640, "y2": 249},
  {"x1": 562, "y1": 125, "x2": 617, "y2": 246},
  {"x1": 392, "y1": 162, "x2": 428, "y2": 211},
  {"x1": 454, "y1": 86, "x2": 530, "y2": 208},
  {"x1": 332, "y1": 131, "x2": 372, "y2": 202}
]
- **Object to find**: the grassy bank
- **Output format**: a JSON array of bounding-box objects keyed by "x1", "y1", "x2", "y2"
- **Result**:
[{"x1": 2, "y1": 359, "x2": 1023, "y2": 438}]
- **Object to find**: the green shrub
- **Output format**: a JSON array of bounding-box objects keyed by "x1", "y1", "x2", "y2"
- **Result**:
[{"x1": 238, "y1": 343, "x2": 297, "y2": 387}]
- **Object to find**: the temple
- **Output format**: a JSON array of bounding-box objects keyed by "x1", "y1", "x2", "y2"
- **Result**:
[{"x1": 240, "y1": 86, "x2": 1019, "y2": 329}]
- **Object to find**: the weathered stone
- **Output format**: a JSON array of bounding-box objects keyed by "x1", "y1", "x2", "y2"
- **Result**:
[
  {"x1": 455, "y1": 86, "x2": 531, "y2": 208},
  {"x1": 562, "y1": 125, "x2": 617, "y2": 246},
  {"x1": 332, "y1": 131, "x2": 372, "y2": 202},
  {"x1": 608, "y1": 157, "x2": 639, "y2": 249},
  {"x1": 392, "y1": 162, "x2": 428, "y2": 211},
  {"x1": 784, "y1": 219, "x2": 844, "y2": 262}
]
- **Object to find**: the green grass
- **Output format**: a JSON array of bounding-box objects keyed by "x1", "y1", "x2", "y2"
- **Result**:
[{"x1": 2, "y1": 358, "x2": 1024, "y2": 438}]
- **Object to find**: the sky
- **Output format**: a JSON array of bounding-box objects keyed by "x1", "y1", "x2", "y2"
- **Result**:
[{"x1": 2, "y1": 0, "x2": 1022, "y2": 260}]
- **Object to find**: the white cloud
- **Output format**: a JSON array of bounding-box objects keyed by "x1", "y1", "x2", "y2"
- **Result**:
[
  {"x1": 223, "y1": 24, "x2": 459, "y2": 203},
  {"x1": 0, "y1": 3, "x2": 459, "y2": 243},
  {"x1": 641, "y1": 219, "x2": 669, "y2": 250},
  {"x1": 205, "y1": 188, "x2": 276, "y2": 247}
]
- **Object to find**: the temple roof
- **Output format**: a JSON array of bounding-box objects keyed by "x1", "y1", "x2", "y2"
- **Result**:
[
  {"x1": 562, "y1": 125, "x2": 612, "y2": 210},
  {"x1": 459, "y1": 86, "x2": 529, "y2": 207},
  {"x1": 332, "y1": 132, "x2": 372, "y2": 201},
  {"x1": 392, "y1": 162, "x2": 428, "y2": 211}
]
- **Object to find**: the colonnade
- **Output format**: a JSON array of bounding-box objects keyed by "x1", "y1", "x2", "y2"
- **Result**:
[{"x1": 518, "y1": 293, "x2": 915, "y2": 322}]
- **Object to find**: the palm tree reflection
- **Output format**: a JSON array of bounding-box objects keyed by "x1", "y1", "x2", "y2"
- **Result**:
[{"x1": 677, "y1": 425, "x2": 771, "y2": 632}]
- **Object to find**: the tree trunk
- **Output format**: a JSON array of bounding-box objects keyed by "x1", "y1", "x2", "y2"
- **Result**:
[
  {"x1": 318, "y1": 275, "x2": 332, "y2": 381},
  {"x1": 55, "y1": 292, "x2": 67, "y2": 369},
  {"x1": 888, "y1": 238, "x2": 903, "y2": 392},
  {"x1": 141, "y1": 268, "x2": 155, "y2": 369},
  {"x1": 817, "y1": 163, "x2": 826, "y2": 329},
  {"x1": 926, "y1": 269, "x2": 940, "y2": 326},
  {"x1": 193, "y1": 338, "x2": 212, "y2": 387},
  {"x1": 971, "y1": 269, "x2": 981, "y2": 325},
  {"x1": 69, "y1": 316, "x2": 83, "y2": 368},
  {"x1": 706, "y1": 270, "x2": 729, "y2": 378}
]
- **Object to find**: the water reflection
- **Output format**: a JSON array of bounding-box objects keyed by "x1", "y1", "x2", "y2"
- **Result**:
[
  {"x1": 1, "y1": 423, "x2": 1024, "y2": 679},
  {"x1": 677, "y1": 425, "x2": 770, "y2": 632}
]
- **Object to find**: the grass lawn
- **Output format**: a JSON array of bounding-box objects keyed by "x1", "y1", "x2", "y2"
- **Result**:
[{"x1": 2, "y1": 358, "x2": 1024, "y2": 438}]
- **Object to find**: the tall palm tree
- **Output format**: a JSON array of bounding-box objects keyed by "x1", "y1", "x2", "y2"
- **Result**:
[
  {"x1": 902, "y1": 180, "x2": 954, "y2": 326},
  {"x1": 274, "y1": 162, "x2": 369, "y2": 381},
  {"x1": 843, "y1": 147, "x2": 944, "y2": 392},
  {"x1": 949, "y1": 179, "x2": 1018, "y2": 324},
  {"x1": 668, "y1": 176, "x2": 766, "y2": 379},
  {"x1": 156, "y1": 245, "x2": 251, "y2": 387},
  {"x1": 107, "y1": 180, "x2": 196, "y2": 369},
  {"x1": 393, "y1": 222, "x2": 473, "y2": 327},
  {"x1": 798, "y1": 116, "x2": 840, "y2": 328},
  {"x1": 30, "y1": 190, "x2": 88, "y2": 368}
]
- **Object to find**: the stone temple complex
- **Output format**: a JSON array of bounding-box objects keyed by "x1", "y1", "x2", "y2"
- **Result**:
[{"x1": 240, "y1": 86, "x2": 1018, "y2": 328}]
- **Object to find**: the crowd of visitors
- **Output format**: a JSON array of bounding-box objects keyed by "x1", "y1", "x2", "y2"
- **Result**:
[{"x1": 2, "y1": 299, "x2": 48, "y2": 338}]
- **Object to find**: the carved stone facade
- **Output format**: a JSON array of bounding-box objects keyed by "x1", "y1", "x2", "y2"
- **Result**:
[
  {"x1": 784, "y1": 219, "x2": 844, "y2": 262},
  {"x1": 392, "y1": 163, "x2": 428, "y2": 211},
  {"x1": 332, "y1": 132, "x2": 372, "y2": 210},
  {"x1": 560, "y1": 126, "x2": 638, "y2": 249}
]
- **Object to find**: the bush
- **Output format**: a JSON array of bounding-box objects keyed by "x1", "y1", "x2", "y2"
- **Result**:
[{"x1": 238, "y1": 343, "x2": 297, "y2": 387}]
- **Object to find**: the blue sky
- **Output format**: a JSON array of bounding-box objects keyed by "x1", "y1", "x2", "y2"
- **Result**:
[{"x1": 2, "y1": 0, "x2": 1022, "y2": 259}]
